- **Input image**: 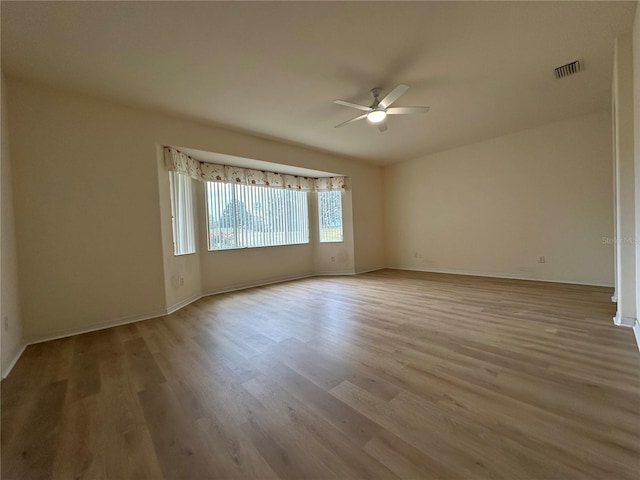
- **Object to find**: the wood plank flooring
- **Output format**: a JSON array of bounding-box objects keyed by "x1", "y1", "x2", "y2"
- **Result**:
[{"x1": 2, "y1": 269, "x2": 639, "y2": 479}]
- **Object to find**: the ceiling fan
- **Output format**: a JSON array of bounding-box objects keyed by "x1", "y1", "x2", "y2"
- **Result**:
[{"x1": 334, "y1": 84, "x2": 429, "y2": 132}]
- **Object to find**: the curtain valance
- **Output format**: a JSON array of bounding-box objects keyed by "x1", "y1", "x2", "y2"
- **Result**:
[{"x1": 164, "y1": 147, "x2": 346, "y2": 192}]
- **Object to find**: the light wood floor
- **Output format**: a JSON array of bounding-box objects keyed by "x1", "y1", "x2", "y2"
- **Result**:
[{"x1": 2, "y1": 269, "x2": 639, "y2": 479}]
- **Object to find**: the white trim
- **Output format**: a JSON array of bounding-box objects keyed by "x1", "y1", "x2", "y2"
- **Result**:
[
  {"x1": 387, "y1": 265, "x2": 614, "y2": 288},
  {"x1": 611, "y1": 294, "x2": 618, "y2": 302},
  {"x1": 633, "y1": 322, "x2": 640, "y2": 353},
  {"x1": 613, "y1": 311, "x2": 637, "y2": 328},
  {"x1": 166, "y1": 293, "x2": 203, "y2": 315},
  {"x1": 2, "y1": 342, "x2": 27, "y2": 379},
  {"x1": 201, "y1": 272, "x2": 314, "y2": 297},
  {"x1": 315, "y1": 267, "x2": 384, "y2": 277},
  {"x1": 314, "y1": 270, "x2": 357, "y2": 276},
  {"x1": 25, "y1": 307, "x2": 169, "y2": 346},
  {"x1": 355, "y1": 266, "x2": 385, "y2": 275}
]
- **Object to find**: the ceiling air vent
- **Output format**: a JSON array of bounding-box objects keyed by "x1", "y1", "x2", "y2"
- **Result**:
[{"x1": 554, "y1": 60, "x2": 582, "y2": 79}]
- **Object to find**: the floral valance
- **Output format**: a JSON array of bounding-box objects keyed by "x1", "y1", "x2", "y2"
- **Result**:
[{"x1": 164, "y1": 147, "x2": 346, "y2": 192}]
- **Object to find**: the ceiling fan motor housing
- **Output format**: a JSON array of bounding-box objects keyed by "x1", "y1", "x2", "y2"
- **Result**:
[{"x1": 370, "y1": 88, "x2": 382, "y2": 106}]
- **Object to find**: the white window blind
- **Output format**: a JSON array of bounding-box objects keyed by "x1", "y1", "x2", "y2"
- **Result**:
[
  {"x1": 206, "y1": 182, "x2": 309, "y2": 250},
  {"x1": 318, "y1": 190, "x2": 343, "y2": 243},
  {"x1": 169, "y1": 171, "x2": 196, "y2": 255}
]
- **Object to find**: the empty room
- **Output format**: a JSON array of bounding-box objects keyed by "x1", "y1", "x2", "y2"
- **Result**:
[{"x1": 1, "y1": 1, "x2": 639, "y2": 479}]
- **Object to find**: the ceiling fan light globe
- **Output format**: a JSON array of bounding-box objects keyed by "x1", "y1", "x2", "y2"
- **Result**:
[{"x1": 367, "y1": 110, "x2": 387, "y2": 123}]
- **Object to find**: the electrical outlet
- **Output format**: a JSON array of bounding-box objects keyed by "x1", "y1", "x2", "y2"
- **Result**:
[
  {"x1": 538, "y1": 256, "x2": 546, "y2": 264},
  {"x1": 331, "y1": 256, "x2": 336, "y2": 262},
  {"x1": 3, "y1": 316, "x2": 8, "y2": 331},
  {"x1": 179, "y1": 276, "x2": 185, "y2": 286}
]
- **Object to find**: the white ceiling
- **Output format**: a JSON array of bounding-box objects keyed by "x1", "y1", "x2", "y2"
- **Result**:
[{"x1": 1, "y1": 1, "x2": 636, "y2": 165}]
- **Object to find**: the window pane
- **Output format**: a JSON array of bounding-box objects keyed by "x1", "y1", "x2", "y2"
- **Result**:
[
  {"x1": 206, "y1": 182, "x2": 236, "y2": 250},
  {"x1": 169, "y1": 171, "x2": 196, "y2": 255},
  {"x1": 207, "y1": 182, "x2": 309, "y2": 250},
  {"x1": 318, "y1": 190, "x2": 343, "y2": 243}
]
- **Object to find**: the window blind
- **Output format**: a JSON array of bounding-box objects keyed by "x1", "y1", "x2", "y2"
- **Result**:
[
  {"x1": 169, "y1": 171, "x2": 196, "y2": 255},
  {"x1": 206, "y1": 182, "x2": 309, "y2": 250}
]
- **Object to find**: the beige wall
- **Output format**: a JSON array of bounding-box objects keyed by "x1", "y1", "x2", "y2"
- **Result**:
[
  {"x1": 6, "y1": 78, "x2": 385, "y2": 341},
  {"x1": 384, "y1": 111, "x2": 614, "y2": 286},
  {"x1": 352, "y1": 174, "x2": 385, "y2": 273},
  {"x1": 1, "y1": 73, "x2": 24, "y2": 375},
  {"x1": 8, "y1": 80, "x2": 168, "y2": 341}
]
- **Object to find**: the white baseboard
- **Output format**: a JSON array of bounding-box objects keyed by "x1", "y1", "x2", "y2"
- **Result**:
[
  {"x1": 2, "y1": 307, "x2": 168, "y2": 378},
  {"x1": 613, "y1": 311, "x2": 637, "y2": 328},
  {"x1": 2, "y1": 342, "x2": 27, "y2": 379},
  {"x1": 201, "y1": 272, "x2": 314, "y2": 298},
  {"x1": 355, "y1": 266, "x2": 385, "y2": 275},
  {"x1": 387, "y1": 265, "x2": 614, "y2": 288},
  {"x1": 633, "y1": 322, "x2": 640, "y2": 353},
  {"x1": 28, "y1": 275, "x2": 319, "y2": 346},
  {"x1": 314, "y1": 270, "x2": 356, "y2": 276},
  {"x1": 166, "y1": 293, "x2": 204, "y2": 315},
  {"x1": 24, "y1": 307, "x2": 169, "y2": 347}
]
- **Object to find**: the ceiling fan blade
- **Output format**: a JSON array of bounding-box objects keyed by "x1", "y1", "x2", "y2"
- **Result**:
[
  {"x1": 386, "y1": 106, "x2": 430, "y2": 115},
  {"x1": 334, "y1": 113, "x2": 367, "y2": 128},
  {"x1": 379, "y1": 84, "x2": 409, "y2": 108},
  {"x1": 334, "y1": 100, "x2": 371, "y2": 112},
  {"x1": 377, "y1": 120, "x2": 388, "y2": 132}
]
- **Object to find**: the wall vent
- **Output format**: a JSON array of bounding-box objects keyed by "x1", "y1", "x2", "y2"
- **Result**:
[{"x1": 554, "y1": 60, "x2": 582, "y2": 79}]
